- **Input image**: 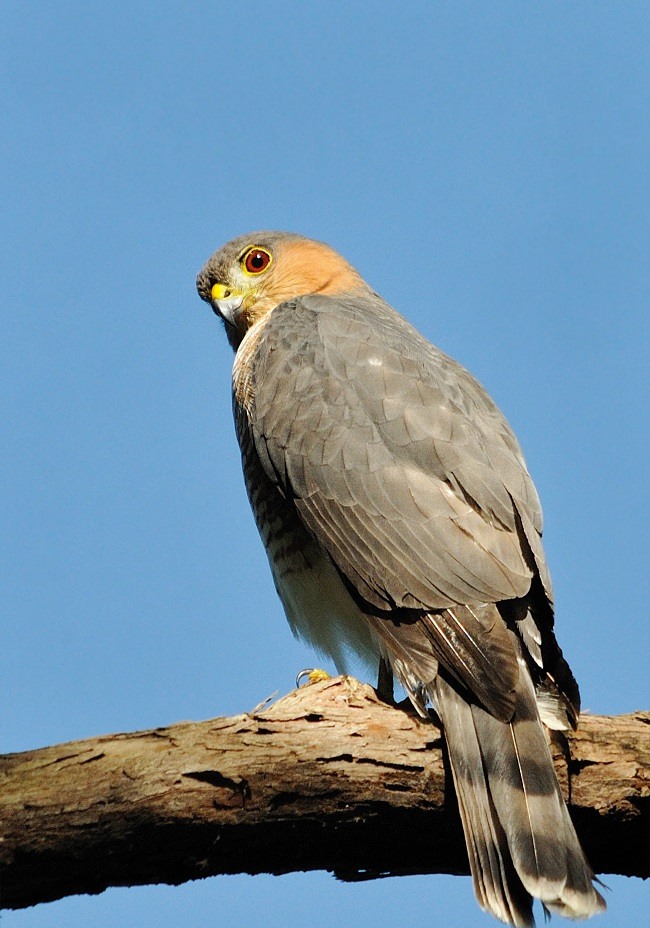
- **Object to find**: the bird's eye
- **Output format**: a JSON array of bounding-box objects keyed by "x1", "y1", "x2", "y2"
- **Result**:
[{"x1": 242, "y1": 247, "x2": 272, "y2": 275}]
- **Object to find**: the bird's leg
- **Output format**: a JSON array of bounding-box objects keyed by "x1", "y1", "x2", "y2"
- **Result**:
[{"x1": 376, "y1": 655, "x2": 394, "y2": 704}]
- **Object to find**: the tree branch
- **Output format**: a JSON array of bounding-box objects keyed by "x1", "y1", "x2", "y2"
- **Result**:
[{"x1": 1, "y1": 676, "x2": 648, "y2": 910}]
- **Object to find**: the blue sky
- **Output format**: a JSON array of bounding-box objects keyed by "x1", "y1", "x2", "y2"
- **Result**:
[{"x1": 2, "y1": 3, "x2": 648, "y2": 927}]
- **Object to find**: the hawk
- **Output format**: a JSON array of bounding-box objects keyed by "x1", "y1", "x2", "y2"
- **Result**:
[{"x1": 196, "y1": 231, "x2": 605, "y2": 926}]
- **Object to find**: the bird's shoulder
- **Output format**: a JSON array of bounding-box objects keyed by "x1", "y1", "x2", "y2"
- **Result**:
[{"x1": 252, "y1": 291, "x2": 515, "y2": 440}]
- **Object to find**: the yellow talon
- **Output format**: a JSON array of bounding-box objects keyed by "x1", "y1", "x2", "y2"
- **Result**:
[{"x1": 296, "y1": 667, "x2": 332, "y2": 687}]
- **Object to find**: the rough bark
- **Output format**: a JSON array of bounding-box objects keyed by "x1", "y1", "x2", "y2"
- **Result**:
[{"x1": 1, "y1": 676, "x2": 648, "y2": 910}]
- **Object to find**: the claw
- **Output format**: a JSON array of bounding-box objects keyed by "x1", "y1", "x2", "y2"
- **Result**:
[{"x1": 296, "y1": 668, "x2": 332, "y2": 688}]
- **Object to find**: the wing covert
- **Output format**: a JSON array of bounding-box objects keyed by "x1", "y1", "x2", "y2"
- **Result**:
[{"x1": 237, "y1": 291, "x2": 544, "y2": 614}]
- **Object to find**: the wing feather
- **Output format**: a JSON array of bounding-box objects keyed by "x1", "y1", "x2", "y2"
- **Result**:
[{"x1": 245, "y1": 292, "x2": 539, "y2": 614}]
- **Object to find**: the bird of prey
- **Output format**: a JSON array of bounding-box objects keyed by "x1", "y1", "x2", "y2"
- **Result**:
[{"x1": 196, "y1": 231, "x2": 605, "y2": 926}]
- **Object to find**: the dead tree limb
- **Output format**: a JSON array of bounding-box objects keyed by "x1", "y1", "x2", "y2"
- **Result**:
[{"x1": 1, "y1": 676, "x2": 648, "y2": 910}]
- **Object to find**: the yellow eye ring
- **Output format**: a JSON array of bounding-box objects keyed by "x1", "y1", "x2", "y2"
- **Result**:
[{"x1": 241, "y1": 246, "x2": 272, "y2": 275}]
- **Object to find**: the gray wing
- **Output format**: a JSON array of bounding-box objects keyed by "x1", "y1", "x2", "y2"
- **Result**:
[{"x1": 247, "y1": 291, "x2": 546, "y2": 614}]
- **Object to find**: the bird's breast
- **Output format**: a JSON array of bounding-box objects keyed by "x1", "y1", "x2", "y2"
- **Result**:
[{"x1": 234, "y1": 384, "x2": 379, "y2": 676}]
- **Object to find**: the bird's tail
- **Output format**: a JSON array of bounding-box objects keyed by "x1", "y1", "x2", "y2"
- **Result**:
[{"x1": 430, "y1": 662, "x2": 606, "y2": 926}]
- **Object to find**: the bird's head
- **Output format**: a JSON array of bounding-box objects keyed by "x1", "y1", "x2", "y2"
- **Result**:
[{"x1": 196, "y1": 231, "x2": 364, "y2": 348}]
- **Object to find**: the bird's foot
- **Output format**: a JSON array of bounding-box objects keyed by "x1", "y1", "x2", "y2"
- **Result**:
[{"x1": 296, "y1": 667, "x2": 332, "y2": 688}]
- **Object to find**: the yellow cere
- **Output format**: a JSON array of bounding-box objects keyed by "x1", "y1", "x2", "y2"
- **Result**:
[{"x1": 211, "y1": 283, "x2": 230, "y2": 301}]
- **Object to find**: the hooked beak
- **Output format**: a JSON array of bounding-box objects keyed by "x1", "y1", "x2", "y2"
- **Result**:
[{"x1": 210, "y1": 283, "x2": 244, "y2": 326}]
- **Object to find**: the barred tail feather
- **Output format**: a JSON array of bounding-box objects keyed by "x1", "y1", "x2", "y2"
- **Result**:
[
  {"x1": 432, "y1": 675, "x2": 534, "y2": 926},
  {"x1": 431, "y1": 668, "x2": 605, "y2": 925}
]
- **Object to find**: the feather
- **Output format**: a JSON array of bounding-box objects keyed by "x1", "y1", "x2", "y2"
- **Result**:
[
  {"x1": 430, "y1": 662, "x2": 605, "y2": 924},
  {"x1": 431, "y1": 674, "x2": 535, "y2": 927}
]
